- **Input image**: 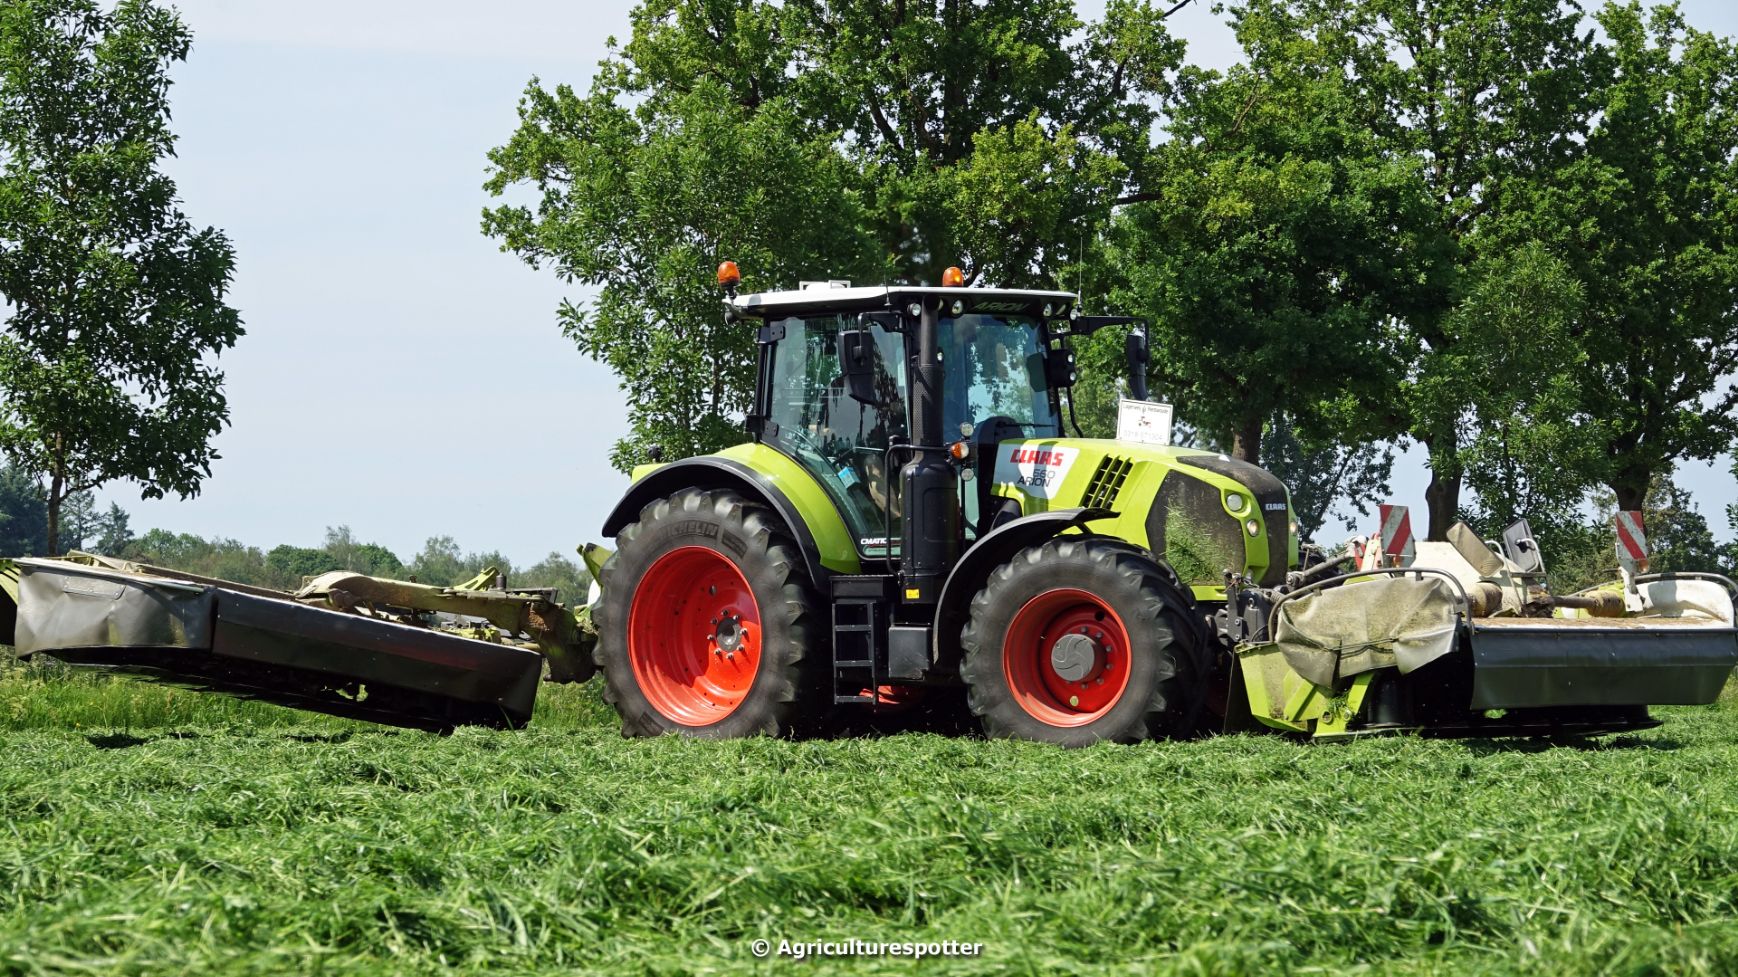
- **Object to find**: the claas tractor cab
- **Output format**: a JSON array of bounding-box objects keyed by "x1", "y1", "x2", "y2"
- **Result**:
[{"x1": 592, "y1": 265, "x2": 1738, "y2": 745}]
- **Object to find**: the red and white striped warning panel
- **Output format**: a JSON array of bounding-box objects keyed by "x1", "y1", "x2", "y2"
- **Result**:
[
  {"x1": 1615, "y1": 510, "x2": 1649, "y2": 575},
  {"x1": 1378, "y1": 504, "x2": 1416, "y2": 568}
]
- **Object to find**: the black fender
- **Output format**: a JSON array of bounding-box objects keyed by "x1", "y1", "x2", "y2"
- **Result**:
[
  {"x1": 600, "y1": 457, "x2": 833, "y2": 586},
  {"x1": 931, "y1": 507, "x2": 1116, "y2": 672}
]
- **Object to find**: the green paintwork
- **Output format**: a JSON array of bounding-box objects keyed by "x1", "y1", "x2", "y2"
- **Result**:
[
  {"x1": 627, "y1": 445, "x2": 863, "y2": 575},
  {"x1": 988, "y1": 438, "x2": 1292, "y2": 602},
  {"x1": 715, "y1": 443, "x2": 862, "y2": 574},
  {"x1": 1234, "y1": 642, "x2": 1375, "y2": 737}
]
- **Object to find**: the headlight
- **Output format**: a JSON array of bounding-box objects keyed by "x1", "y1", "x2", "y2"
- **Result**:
[
  {"x1": 1225, "y1": 494, "x2": 1247, "y2": 514},
  {"x1": 908, "y1": 302, "x2": 922, "y2": 317},
  {"x1": 950, "y1": 299, "x2": 964, "y2": 316},
  {"x1": 1245, "y1": 518, "x2": 1261, "y2": 537},
  {"x1": 1042, "y1": 302, "x2": 1054, "y2": 317}
]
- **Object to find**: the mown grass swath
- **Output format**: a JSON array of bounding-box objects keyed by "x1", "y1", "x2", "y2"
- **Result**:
[{"x1": 2, "y1": 653, "x2": 1737, "y2": 975}]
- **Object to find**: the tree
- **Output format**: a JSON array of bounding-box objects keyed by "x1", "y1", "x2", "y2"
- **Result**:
[
  {"x1": 0, "y1": 461, "x2": 117, "y2": 554},
  {"x1": 484, "y1": 1, "x2": 1190, "y2": 468},
  {"x1": 485, "y1": 84, "x2": 884, "y2": 468},
  {"x1": 1107, "y1": 15, "x2": 1442, "y2": 467},
  {"x1": 87, "y1": 502, "x2": 132, "y2": 556},
  {"x1": 126, "y1": 529, "x2": 280, "y2": 588},
  {"x1": 1542, "y1": 469, "x2": 1724, "y2": 594},
  {"x1": 53, "y1": 487, "x2": 94, "y2": 551},
  {"x1": 516, "y1": 551, "x2": 593, "y2": 604},
  {"x1": 265, "y1": 544, "x2": 339, "y2": 584},
  {"x1": 1724, "y1": 459, "x2": 1738, "y2": 576},
  {"x1": 1432, "y1": 243, "x2": 1594, "y2": 532},
  {"x1": 613, "y1": 0, "x2": 1183, "y2": 285},
  {"x1": 1637, "y1": 473, "x2": 1722, "y2": 576},
  {"x1": 321, "y1": 525, "x2": 403, "y2": 578},
  {"x1": 0, "y1": 461, "x2": 43, "y2": 555},
  {"x1": 406, "y1": 535, "x2": 465, "y2": 586},
  {"x1": 1231, "y1": 0, "x2": 1598, "y2": 538},
  {"x1": 1536, "y1": 3, "x2": 1738, "y2": 513},
  {"x1": 0, "y1": 0, "x2": 241, "y2": 555}
]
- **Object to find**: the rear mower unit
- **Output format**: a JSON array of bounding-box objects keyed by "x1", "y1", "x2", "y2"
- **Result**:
[{"x1": 0, "y1": 553, "x2": 595, "y2": 730}]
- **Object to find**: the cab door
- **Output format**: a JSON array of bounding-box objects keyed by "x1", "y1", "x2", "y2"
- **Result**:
[{"x1": 763, "y1": 313, "x2": 909, "y2": 558}]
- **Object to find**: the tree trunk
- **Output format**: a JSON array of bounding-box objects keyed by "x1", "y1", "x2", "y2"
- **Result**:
[
  {"x1": 1423, "y1": 468, "x2": 1462, "y2": 542},
  {"x1": 1611, "y1": 472, "x2": 1650, "y2": 514},
  {"x1": 1231, "y1": 415, "x2": 1262, "y2": 465},
  {"x1": 45, "y1": 473, "x2": 62, "y2": 558},
  {"x1": 45, "y1": 431, "x2": 65, "y2": 556},
  {"x1": 1420, "y1": 432, "x2": 1461, "y2": 541}
]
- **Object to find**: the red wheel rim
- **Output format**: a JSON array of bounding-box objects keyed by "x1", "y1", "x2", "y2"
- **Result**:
[
  {"x1": 1003, "y1": 588, "x2": 1133, "y2": 727},
  {"x1": 627, "y1": 546, "x2": 763, "y2": 726}
]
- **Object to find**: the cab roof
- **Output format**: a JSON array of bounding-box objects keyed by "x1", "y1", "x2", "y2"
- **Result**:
[{"x1": 730, "y1": 285, "x2": 1079, "y2": 318}]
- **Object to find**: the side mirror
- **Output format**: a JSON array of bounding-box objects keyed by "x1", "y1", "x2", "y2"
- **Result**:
[
  {"x1": 1125, "y1": 325, "x2": 1150, "y2": 401},
  {"x1": 838, "y1": 330, "x2": 882, "y2": 406}
]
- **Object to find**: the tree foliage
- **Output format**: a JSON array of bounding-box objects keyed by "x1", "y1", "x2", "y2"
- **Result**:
[
  {"x1": 1535, "y1": 2, "x2": 1738, "y2": 512},
  {"x1": 483, "y1": 0, "x2": 1738, "y2": 545},
  {"x1": 1107, "y1": 23, "x2": 1442, "y2": 464},
  {"x1": 1260, "y1": 413, "x2": 1394, "y2": 543},
  {"x1": 484, "y1": 0, "x2": 1190, "y2": 468},
  {"x1": 1208, "y1": 0, "x2": 1600, "y2": 538},
  {"x1": 484, "y1": 84, "x2": 883, "y2": 467},
  {"x1": 1435, "y1": 244, "x2": 1593, "y2": 531},
  {"x1": 0, "y1": 0, "x2": 241, "y2": 554}
]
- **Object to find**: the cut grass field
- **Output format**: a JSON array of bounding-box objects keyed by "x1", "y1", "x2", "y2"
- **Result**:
[{"x1": 3, "y1": 654, "x2": 1738, "y2": 976}]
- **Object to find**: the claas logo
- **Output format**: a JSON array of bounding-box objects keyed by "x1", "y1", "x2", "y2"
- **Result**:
[{"x1": 1009, "y1": 448, "x2": 1068, "y2": 466}]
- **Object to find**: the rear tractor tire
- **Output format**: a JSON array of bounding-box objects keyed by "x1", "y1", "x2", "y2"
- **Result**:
[
  {"x1": 594, "y1": 488, "x2": 824, "y2": 738},
  {"x1": 960, "y1": 537, "x2": 1207, "y2": 746}
]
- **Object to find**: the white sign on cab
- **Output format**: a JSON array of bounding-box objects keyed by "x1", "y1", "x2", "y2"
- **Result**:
[{"x1": 1115, "y1": 399, "x2": 1173, "y2": 446}]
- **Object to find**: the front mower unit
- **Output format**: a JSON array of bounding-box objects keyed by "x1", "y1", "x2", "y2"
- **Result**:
[{"x1": 1235, "y1": 527, "x2": 1738, "y2": 739}]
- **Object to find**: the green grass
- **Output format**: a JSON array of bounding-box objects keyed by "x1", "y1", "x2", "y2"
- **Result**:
[{"x1": 3, "y1": 653, "x2": 1738, "y2": 976}]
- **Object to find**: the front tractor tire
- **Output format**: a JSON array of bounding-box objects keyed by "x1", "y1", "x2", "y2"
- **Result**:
[
  {"x1": 595, "y1": 488, "x2": 823, "y2": 738},
  {"x1": 960, "y1": 538, "x2": 1206, "y2": 746}
]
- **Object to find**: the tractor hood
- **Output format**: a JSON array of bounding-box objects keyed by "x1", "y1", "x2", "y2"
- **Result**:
[{"x1": 988, "y1": 438, "x2": 1295, "y2": 589}]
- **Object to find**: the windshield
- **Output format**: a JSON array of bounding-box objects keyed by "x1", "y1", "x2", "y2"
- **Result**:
[{"x1": 938, "y1": 313, "x2": 1057, "y2": 439}]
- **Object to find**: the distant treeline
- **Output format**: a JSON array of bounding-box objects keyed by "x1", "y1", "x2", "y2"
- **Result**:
[{"x1": 0, "y1": 465, "x2": 590, "y2": 601}]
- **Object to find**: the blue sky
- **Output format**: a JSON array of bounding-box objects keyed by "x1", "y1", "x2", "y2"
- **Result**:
[{"x1": 101, "y1": 0, "x2": 1737, "y2": 564}]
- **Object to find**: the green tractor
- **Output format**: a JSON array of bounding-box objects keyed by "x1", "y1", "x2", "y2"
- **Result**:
[
  {"x1": 592, "y1": 267, "x2": 1738, "y2": 744},
  {"x1": 1, "y1": 268, "x2": 1732, "y2": 739}
]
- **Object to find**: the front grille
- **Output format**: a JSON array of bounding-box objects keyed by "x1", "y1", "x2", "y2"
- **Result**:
[
  {"x1": 1171, "y1": 454, "x2": 1291, "y2": 586},
  {"x1": 1082, "y1": 455, "x2": 1135, "y2": 510},
  {"x1": 1147, "y1": 470, "x2": 1247, "y2": 585}
]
